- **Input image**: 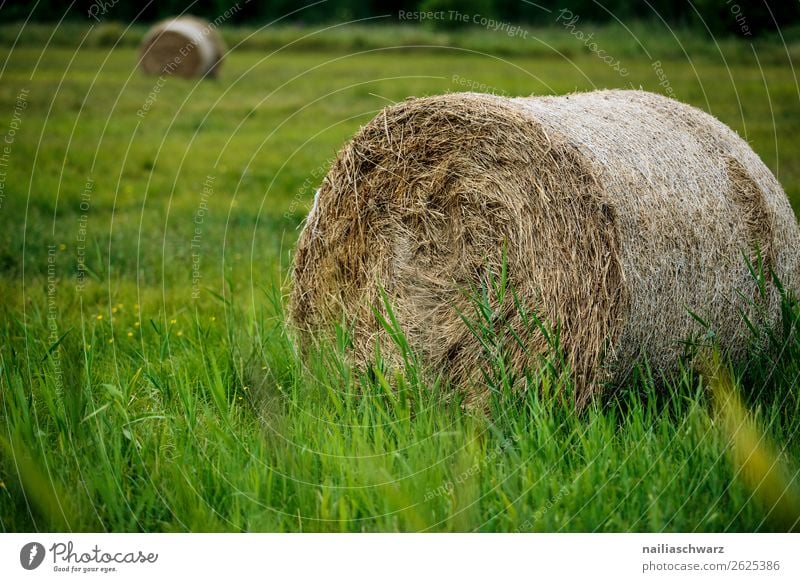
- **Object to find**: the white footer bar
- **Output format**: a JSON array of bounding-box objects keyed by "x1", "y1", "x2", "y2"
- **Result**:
[{"x1": 1, "y1": 533, "x2": 795, "y2": 581}]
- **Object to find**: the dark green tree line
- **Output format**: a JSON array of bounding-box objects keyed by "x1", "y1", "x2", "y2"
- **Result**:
[{"x1": 1, "y1": 0, "x2": 797, "y2": 37}]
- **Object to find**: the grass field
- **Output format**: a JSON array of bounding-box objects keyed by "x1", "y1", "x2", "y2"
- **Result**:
[{"x1": 1, "y1": 23, "x2": 800, "y2": 532}]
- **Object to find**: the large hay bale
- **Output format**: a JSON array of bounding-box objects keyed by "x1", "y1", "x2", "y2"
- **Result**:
[
  {"x1": 139, "y1": 16, "x2": 225, "y2": 79},
  {"x1": 290, "y1": 90, "x2": 800, "y2": 407}
]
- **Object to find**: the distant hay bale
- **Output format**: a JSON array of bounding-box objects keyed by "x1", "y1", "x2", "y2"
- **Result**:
[
  {"x1": 139, "y1": 16, "x2": 225, "y2": 79},
  {"x1": 290, "y1": 90, "x2": 800, "y2": 407}
]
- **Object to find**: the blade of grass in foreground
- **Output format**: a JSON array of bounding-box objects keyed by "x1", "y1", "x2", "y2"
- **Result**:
[
  {"x1": 0, "y1": 436, "x2": 77, "y2": 531},
  {"x1": 703, "y1": 353, "x2": 800, "y2": 532}
]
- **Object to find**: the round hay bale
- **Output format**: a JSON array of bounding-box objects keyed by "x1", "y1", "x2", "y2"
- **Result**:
[
  {"x1": 139, "y1": 16, "x2": 225, "y2": 79},
  {"x1": 290, "y1": 90, "x2": 800, "y2": 407}
]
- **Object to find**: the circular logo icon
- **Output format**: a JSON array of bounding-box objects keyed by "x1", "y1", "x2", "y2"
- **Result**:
[{"x1": 19, "y1": 542, "x2": 45, "y2": 570}]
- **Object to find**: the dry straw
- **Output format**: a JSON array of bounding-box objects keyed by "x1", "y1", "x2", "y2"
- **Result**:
[
  {"x1": 139, "y1": 16, "x2": 225, "y2": 79},
  {"x1": 290, "y1": 90, "x2": 800, "y2": 407}
]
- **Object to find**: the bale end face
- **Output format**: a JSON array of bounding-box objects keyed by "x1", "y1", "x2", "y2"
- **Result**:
[{"x1": 291, "y1": 93, "x2": 627, "y2": 407}]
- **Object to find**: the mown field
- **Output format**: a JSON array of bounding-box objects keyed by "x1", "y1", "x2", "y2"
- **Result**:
[{"x1": 1, "y1": 23, "x2": 800, "y2": 532}]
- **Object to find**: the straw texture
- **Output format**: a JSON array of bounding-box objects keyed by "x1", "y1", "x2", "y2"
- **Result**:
[
  {"x1": 290, "y1": 90, "x2": 800, "y2": 407},
  {"x1": 139, "y1": 16, "x2": 225, "y2": 79}
]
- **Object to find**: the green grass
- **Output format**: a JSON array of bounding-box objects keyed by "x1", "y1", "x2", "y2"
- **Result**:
[
  {"x1": 2, "y1": 24, "x2": 800, "y2": 532},
  {"x1": 3, "y1": 21, "x2": 800, "y2": 64}
]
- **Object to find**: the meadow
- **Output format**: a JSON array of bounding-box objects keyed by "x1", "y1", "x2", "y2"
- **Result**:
[{"x1": 1, "y1": 22, "x2": 800, "y2": 532}]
